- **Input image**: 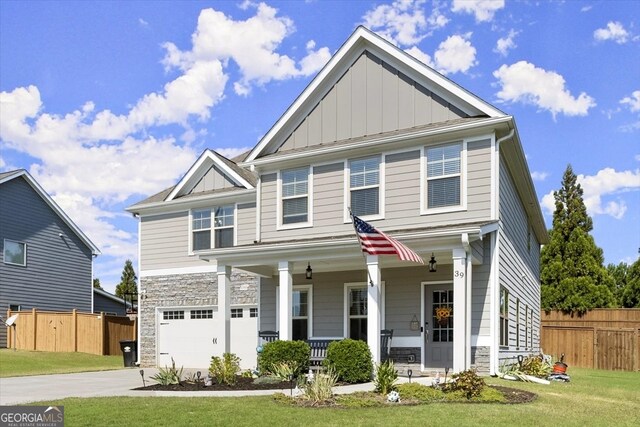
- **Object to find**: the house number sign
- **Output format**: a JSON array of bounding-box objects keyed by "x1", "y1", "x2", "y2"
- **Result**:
[{"x1": 454, "y1": 270, "x2": 465, "y2": 278}]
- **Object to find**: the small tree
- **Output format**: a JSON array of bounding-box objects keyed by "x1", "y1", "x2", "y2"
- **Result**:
[
  {"x1": 115, "y1": 259, "x2": 138, "y2": 298},
  {"x1": 93, "y1": 278, "x2": 102, "y2": 289},
  {"x1": 620, "y1": 258, "x2": 640, "y2": 308},
  {"x1": 540, "y1": 165, "x2": 615, "y2": 314}
]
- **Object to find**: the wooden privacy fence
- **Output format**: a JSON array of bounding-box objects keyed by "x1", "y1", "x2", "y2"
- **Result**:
[
  {"x1": 541, "y1": 309, "x2": 640, "y2": 371},
  {"x1": 5, "y1": 308, "x2": 136, "y2": 356}
]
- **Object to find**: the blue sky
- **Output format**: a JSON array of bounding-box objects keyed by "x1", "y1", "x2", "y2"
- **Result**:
[{"x1": 1, "y1": 0, "x2": 638, "y2": 294}]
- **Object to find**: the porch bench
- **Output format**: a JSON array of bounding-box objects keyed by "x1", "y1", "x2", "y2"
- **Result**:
[{"x1": 307, "y1": 338, "x2": 340, "y2": 368}]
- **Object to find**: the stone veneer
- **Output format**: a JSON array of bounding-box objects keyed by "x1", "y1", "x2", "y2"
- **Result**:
[
  {"x1": 139, "y1": 270, "x2": 257, "y2": 367},
  {"x1": 471, "y1": 346, "x2": 490, "y2": 374}
]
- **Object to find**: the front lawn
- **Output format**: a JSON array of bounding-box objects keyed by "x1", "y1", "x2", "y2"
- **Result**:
[
  {"x1": 39, "y1": 368, "x2": 639, "y2": 426},
  {"x1": 0, "y1": 349, "x2": 124, "y2": 377}
]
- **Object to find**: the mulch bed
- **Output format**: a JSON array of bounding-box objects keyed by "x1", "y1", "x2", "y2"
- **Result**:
[
  {"x1": 134, "y1": 376, "x2": 292, "y2": 391},
  {"x1": 491, "y1": 385, "x2": 537, "y2": 404}
]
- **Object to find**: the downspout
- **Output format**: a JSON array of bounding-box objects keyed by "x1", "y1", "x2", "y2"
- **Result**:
[{"x1": 254, "y1": 169, "x2": 262, "y2": 244}]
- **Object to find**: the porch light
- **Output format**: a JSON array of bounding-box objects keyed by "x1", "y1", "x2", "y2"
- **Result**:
[
  {"x1": 429, "y1": 253, "x2": 437, "y2": 272},
  {"x1": 306, "y1": 262, "x2": 313, "y2": 280}
]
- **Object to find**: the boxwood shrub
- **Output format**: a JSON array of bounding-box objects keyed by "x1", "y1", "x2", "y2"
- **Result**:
[
  {"x1": 258, "y1": 340, "x2": 310, "y2": 377},
  {"x1": 323, "y1": 339, "x2": 372, "y2": 383}
]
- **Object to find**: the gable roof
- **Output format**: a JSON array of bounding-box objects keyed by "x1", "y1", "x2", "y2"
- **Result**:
[
  {"x1": 164, "y1": 149, "x2": 256, "y2": 202},
  {"x1": 0, "y1": 169, "x2": 100, "y2": 255},
  {"x1": 244, "y1": 26, "x2": 505, "y2": 163}
]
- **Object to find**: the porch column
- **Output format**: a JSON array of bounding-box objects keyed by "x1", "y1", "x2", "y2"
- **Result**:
[
  {"x1": 217, "y1": 264, "x2": 232, "y2": 354},
  {"x1": 278, "y1": 261, "x2": 293, "y2": 341},
  {"x1": 452, "y1": 248, "x2": 468, "y2": 372},
  {"x1": 366, "y1": 255, "x2": 381, "y2": 364}
]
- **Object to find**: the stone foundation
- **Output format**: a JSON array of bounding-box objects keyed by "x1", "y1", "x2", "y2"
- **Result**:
[
  {"x1": 390, "y1": 347, "x2": 421, "y2": 364},
  {"x1": 471, "y1": 346, "x2": 490, "y2": 374},
  {"x1": 139, "y1": 270, "x2": 257, "y2": 367}
]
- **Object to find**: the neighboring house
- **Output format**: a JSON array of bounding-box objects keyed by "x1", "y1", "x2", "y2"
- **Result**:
[
  {"x1": 0, "y1": 169, "x2": 100, "y2": 347},
  {"x1": 128, "y1": 27, "x2": 548, "y2": 374},
  {"x1": 93, "y1": 287, "x2": 134, "y2": 316}
]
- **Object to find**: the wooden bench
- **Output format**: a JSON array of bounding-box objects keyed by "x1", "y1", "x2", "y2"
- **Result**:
[
  {"x1": 307, "y1": 339, "x2": 339, "y2": 368},
  {"x1": 258, "y1": 330, "x2": 279, "y2": 344}
]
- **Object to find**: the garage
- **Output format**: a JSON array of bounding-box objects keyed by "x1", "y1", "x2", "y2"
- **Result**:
[{"x1": 157, "y1": 306, "x2": 258, "y2": 370}]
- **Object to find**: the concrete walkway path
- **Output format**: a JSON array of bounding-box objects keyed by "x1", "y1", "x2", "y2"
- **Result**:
[{"x1": 0, "y1": 369, "x2": 435, "y2": 405}]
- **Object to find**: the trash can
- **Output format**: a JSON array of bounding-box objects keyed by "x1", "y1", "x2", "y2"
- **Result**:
[{"x1": 119, "y1": 340, "x2": 137, "y2": 367}]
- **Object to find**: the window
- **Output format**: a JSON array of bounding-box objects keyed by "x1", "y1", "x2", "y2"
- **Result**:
[
  {"x1": 249, "y1": 308, "x2": 258, "y2": 318},
  {"x1": 190, "y1": 309, "x2": 213, "y2": 319},
  {"x1": 349, "y1": 156, "x2": 380, "y2": 217},
  {"x1": 500, "y1": 287, "x2": 509, "y2": 347},
  {"x1": 281, "y1": 167, "x2": 309, "y2": 225},
  {"x1": 516, "y1": 298, "x2": 521, "y2": 348},
  {"x1": 432, "y1": 290, "x2": 454, "y2": 342},
  {"x1": 9, "y1": 304, "x2": 21, "y2": 312},
  {"x1": 347, "y1": 286, "x2": 368, "y2": 341},
  {"x1": 3, "y1": 240, "x2": 26, "y2": 266},
  {"x1": 231, "y1": 308, "x2": 243, "y2": 318},
  {"x1": 163, "y1": 310, "x2": 184, "y2": 320},
  {"x1": 192, "y1": 206, "x2": 234, "y2": 251},
  {"x1": 426, "y1": 143, "x2": 462, "y2": 209},
  {"x1": 529, "y1": 309, "x2": 534, "y2": 348},
  {"x1": 292, "y1": 288, "x2": 310, "y2": 341}
]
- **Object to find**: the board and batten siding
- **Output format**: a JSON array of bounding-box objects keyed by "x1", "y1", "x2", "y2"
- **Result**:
[
  {"x1": 0, "y1": 176, "x2": 93, "y2": 347},
  {"x1": 278, "y1": 51, "x2": 465, "y2": 153},
  {"x1": 259, "y1": 138, "x2": 493, "y2": 242},
  {"x1": 190, "y1": 165, "x2": 238, "y2": 194},
  {"x1": 498, "y1": 155, "x2": 541, "y2": 358}
]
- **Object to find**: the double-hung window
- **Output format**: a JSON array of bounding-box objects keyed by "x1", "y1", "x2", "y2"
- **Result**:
[
  {"x1": 3, "y1": 240, "x2": 26, "y2": 266},
  {"x1": 346, "y1": 285, "x2": 368, "y2": 341},
  {"x1": 500, "y1": 287, "x2": 509, "y2": 347},
  {"x1": 349, "y1": 156, "x2": 380, "y2": 217},
  {"x1": 192, "y1": 205, "x2": 234, "y2": 251},
  {"x1": 281, "y1": 167, "x2": 309, "y2": 225},
  {"x1": 425, "y1": 143, "x2": 462, "y2": 209},
  {"x1": 292, "y1": 286, "x2": 311, "y2": 341}
]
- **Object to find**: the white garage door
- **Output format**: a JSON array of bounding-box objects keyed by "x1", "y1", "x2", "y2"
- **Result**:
[{"x1": 158, "y1": 307, "x2": 258, "y2": 370}]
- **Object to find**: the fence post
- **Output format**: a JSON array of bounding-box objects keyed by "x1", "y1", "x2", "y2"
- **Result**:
[
  {"x1": 100, "y1": 312, "x2": 106, "y2": 356},
  {"x1": 72, "y1": 309, "x2": 78, "y2": 352},
  {"x1": 593, "y1": 328, "x2": 599, "y2": 369},
  {"x1": 6, "y1": 309, "x2": 11, "y2": 350},
  {"x1": 32, "y1": 308, "x2": 37, "y2": 350}
]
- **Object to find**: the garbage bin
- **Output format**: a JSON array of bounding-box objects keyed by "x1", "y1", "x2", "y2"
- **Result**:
[{"x1": 119, "y1": 340, "x2": 137, "y2": 367}]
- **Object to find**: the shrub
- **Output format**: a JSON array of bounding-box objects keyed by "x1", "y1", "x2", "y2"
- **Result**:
[
  {"x1": 397, "y1": 383, "x2": 444, "y2": 402},
  {"x1": 209, "y1": 352, "x2": 241, "y2": 386},
  {"x1": 258, "y1": 340, "x2": 310, "y2": 377},
  {"x1": 374, "y1": 360, "x2": 398, "y2": 395},
  {"x1": 323, "y1": 339, "x2": 372, "y2": 383},
  {"x1": 442, "y1": 368, "x2": 485, "y2": 399},
  {"x1": 271, "y1": 361, "x2": 299, "y2": 381},
  {"x1": 301, "y1": 368, "x2": 338, "y2": 405},
  {"x1": 150, "y1": 358, "x2": 183, "y2": 385},
  {"x1": 520, "y1": 355, "x2": 552, "y2": 378}
]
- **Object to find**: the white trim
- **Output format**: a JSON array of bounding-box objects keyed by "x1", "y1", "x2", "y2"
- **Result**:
[
  {"x1": 128, "y1": 188, "x2": 255, "y2": 216},
  {"x1": 277, "y1": 166, "x2": 313, "y2": 230},
  {"x1": 166, "y1": 150, "x2": 254, "y2": 201},
  {"x1": 293, "y1": 284, "x2": 313, "y2": 340},
  {"x1": 343, "y1": 154, "x2": 385, "y2": 222},
  {"x1": 255, "y1": 175, "x2": 262, "y2": 243},
  {"x1": 188, "y1": 204, "x2": 237, "y2": 255},
  {"x1": 489, "y1": 231, "x2": 499, "y2": 374},
  {"x1": 140, "y1": 264, "x2": 218, "y2": 278},
  {"x1": 244, "y1": 27, "x2": 504, "y2": 163},
  {"x1": 3, "y1": 239, "x2": 27, "y2": 267},
  {"x1": 471, "y1": 335, "x2": 492, "y2": 347},
  {"x1": 420, "y1": 140, "x2": 467, "y2": 215},
  {"x1": 490, "y1": 133, "x2": 498, "y2": 221},
  {"x1": 1, "y1": 170, "x2": 100, "y2": 255}
]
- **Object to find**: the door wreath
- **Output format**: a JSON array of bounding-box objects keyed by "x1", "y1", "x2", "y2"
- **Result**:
[{"x1": 435, "y1": 306, "x2": 452, "y2": 326}]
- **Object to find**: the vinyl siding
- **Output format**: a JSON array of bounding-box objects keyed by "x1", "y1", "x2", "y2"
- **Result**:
[
  {"x1": 498, "y1": 155, "x2": 541, "y2": 359},
  {"x1": 278, "y1": 51, "x2": 465, "y2": 153},
  {"x1": 0, "y1": 177, "x2": 93, "y2": 346},
  {"x1": 93, "y1": 293, "x2": 128, "y2": 316},
  {"x1": 259, "y1": 138, "x2": 493, "y2": 242},
  {"x1": 237, "y1": 202, "x2": 256, "y2": 246}
]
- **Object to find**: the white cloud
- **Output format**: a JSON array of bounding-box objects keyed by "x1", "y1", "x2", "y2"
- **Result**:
[
  {"x1": 493, "y1": 61, "x2": 596, "y2": 118},
  {"x1": 433, "y1": 33, "x2": 478, "y2": 74},
  {"x1": 451, "y1": 0, "x2": 504, "y2": 23},
  {"x1": 138, "y1": 18, "x2": 149, "y2": 27},
  {"x1": 594, "y1": 21, "x2": 630, "y2": 44},
  {"x1": 494, "y1": 29, "x2": 518, "y2": 56},
  {"x1": 362, "y1": 0, "x2": 448, "y2": 47},
  {"x1": 405, "y1": 46, "x2": 435, "y2": 68},
  {"x1": 531, "y1": 171, "x2": 549, "y2": 181},
  {"x1": 620, "y1": 90, "x2": 640, "y2": 112},
  {"x1": 541, "y1": 168, "x2": 640, "y2": 219}
]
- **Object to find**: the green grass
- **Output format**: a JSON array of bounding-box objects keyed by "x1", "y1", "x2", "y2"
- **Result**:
[
  {"x1": 0, "y1": 349, "x2": 124, "y2": 377},
  {"x1": 36, "y1": 368, "x2": 639, "y2": 426}
]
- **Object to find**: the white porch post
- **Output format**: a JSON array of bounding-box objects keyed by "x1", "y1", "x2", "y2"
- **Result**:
[
  {"x1": 465, "y1": 253, "x2": 473, "y2": 370},
  {"x1": 366, "y1": 255, "x2": 381, "y2": 365},
  {"x1": 452, "y1": 248, "x2": 467, "y2": 372},
  {"x1": 217, "y1": 264, "x2": 232, "y2": 353},
  {"x1": 278, "y1": 261, "x2": 293, "y2": 341}
]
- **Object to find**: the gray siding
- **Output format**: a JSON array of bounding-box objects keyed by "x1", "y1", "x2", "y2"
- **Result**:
[
  {"x1": 278, "y1": 51, "x2": 465, "y2": 153},
  {"x1": 237, "y1": 202, "x2": 256, "y2": 246},
  {"x1": 260, "y1": 138, "x2": 493, "y2": 242},
  {"x1": 498, "y1": 155, "x2": 541, "y2": 360},
  {"x1": 93, "y1": 292, "x2": 128, "y2": 316},
  {"x1": 190, "y1": 165, "x2": 238, "y2": 194},
  {"x1": 472, "y1": 237, "x2": 492, "y2": 338},
  {"x1": 0, "y1": 176, "x2": 93, "y2": 347}
]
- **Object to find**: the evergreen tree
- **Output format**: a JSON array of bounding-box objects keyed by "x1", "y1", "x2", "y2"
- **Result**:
[
  {"x1": 606, "y1": 262, "x2": 628, "y2": 306},
  {"x1": 620, "y1": 258, "x2": 640, "y2": 308},
  {"x1": 115, "y1": 259, "x2": 138, "y2": 298},
  {"x1": 93, "y1": 278, "x2": 102, "y2": 289},
  {"x1": 540, "y1": 165, "x2": 615, "y2": 313}
]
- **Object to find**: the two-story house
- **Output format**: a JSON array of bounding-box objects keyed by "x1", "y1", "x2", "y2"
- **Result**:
[
  {"x1": 127, "y1": 27, "x2": 548, "y2": 374},
  {"x1": 1, "y1": 169, "x2": 100, "y2": 348}
]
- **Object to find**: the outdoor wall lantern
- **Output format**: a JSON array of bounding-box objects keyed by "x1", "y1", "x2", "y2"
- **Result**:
[
  {"x1": 429, "y1": 253, "x2": 437, "y2": 273},
  {"x1": 306, "y1": 262, "x2": 313, "y2": 280}
]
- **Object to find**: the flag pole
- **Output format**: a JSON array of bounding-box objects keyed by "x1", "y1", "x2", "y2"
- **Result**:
[{"x1": 348, "y1": 208, "x2": 375, "y2": 287}]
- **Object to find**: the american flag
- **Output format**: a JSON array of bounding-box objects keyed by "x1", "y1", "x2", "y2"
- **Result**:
[{"x1": 352, "y1": 215, "x2": 424, "y2": 264}]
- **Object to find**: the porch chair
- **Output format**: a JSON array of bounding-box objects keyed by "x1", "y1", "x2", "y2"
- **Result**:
[
  {"x1": 258, "y1": 330, "x2": 279, "y2": 344},
  {"x1": 380, "y1": 329, "x2": 393, "y2": 362}
]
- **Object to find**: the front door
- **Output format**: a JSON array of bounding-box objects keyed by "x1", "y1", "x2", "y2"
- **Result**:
[{"x1": 423, "y1": 285, "x2": 454, "y2": 370}]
